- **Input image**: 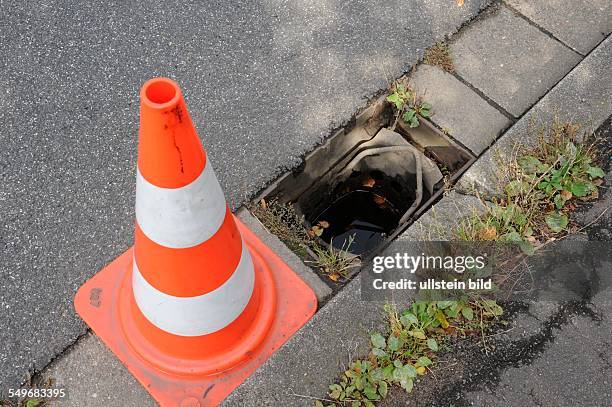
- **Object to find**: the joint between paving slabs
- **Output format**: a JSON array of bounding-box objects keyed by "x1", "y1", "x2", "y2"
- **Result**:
[
  {"x1": 448, "y1": 69, "x2": 517, "y2": 121},
  {"x1": 25, "y1": 328, "x2": 92, "y2": 389},
  {"x1": 501, "y1": 0, "x2": 586, "y2": 57}
]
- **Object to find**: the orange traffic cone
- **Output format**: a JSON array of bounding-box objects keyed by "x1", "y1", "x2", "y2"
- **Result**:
[{"x1": 75, "y1": 78, "x2": 317, "y2": 406}]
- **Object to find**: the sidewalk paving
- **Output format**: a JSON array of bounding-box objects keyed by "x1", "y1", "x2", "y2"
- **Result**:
[{"x1": 452, "y1": 3, "x2": 582, "y2": 118}]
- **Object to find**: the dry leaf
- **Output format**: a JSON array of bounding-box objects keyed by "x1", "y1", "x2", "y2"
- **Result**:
[
  {"x1": 583, "y1": 189, "x2": 599, "y2": 201},
  {"x1": 479, "y1": 226, "x2": 498, "y2": 241},
  {"x1": 373, "y1": 195, "x2": 386, "y2": 205},
  {"x1": 259, "y1": 199, "x2": 267, "y2": 209},
  {"x1": 328, "y1": 273, "x2": 340, "y2": 282},
  {"x1": 456, "y1": 0, "x2": 465, "y2": 6},
  {"x1": 362, "y1": 176, "x2": 376, "y2": 187},
  {"x1": 560, "y1": 190, "x2": 573, "y2": 200},
  {"x1": 310, "y1": 225, "x2": 324, "y2": 236}
]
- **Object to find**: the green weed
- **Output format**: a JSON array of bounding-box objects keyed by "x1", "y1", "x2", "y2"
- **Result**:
[
  {"x1": 322, "y1": 300, "x2": 502, "y2": 406},
  {"x1": 386, "y1": 82, "x2": 431, "y2": 129},
  {"x1": 454, "y1": 120, "x2": 605, "y2": 251}
]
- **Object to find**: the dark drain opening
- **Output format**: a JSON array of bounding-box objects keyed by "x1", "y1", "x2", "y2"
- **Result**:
[
  {"x1": 297, "y1": 129, "x2": 445, "y2": 256},
  {"x1": 315, "y1": 188, "x2": 401, "y2": 255},
  {"x1": 251, "y1": 95, "x2": 475, "y2": 284}
]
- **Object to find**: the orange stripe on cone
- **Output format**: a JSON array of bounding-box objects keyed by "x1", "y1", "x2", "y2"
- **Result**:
[{"x1": 134, "y1": 207, "x2": 242, "y2": 297}]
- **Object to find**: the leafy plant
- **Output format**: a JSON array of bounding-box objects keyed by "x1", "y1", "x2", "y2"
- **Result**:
[
  {"x1": 386, "y1": 82, "x2": 432, "y2": 128},
  {"x1": 0, "y1": 398, "x2": 45, "y2": 407},
  {"x1": 456, "y1": 120, "x2": 605, "y2": 251},
  {"x1": 523, "y1": 143, "x2": 602, "y2": 208},
  {"x1": 402, "y1": 102, "x2": 431, "y2": 128},
  {"x1": 386, "y1": 83, "x2": 411, "y2": 111},
  {"x1": 326, "y1": 300, "x2": 501, "y2": 406}
]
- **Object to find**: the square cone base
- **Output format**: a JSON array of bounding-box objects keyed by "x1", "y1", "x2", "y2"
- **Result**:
[{"x1": 75, "y1": 216, "x2": 317, "y2": 406}]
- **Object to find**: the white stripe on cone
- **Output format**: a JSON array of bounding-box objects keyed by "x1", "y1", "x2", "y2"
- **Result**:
[
  {"x1": 135, "y1": 162, "x2": 227, "y2": 249},
  {"x1": 132, "y1": 242, "x2": 255, "y2": 336}
]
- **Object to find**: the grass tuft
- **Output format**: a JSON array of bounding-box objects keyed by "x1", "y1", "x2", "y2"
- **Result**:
[
  {"x1": 309, "y1": 236, "x2": 360, "y2": 282},
  {"x1": 249, "y1": 198, "x2": 314, "y2": 258},
  {"x1": 250, "y1": 199, "x2": 359, "y2": 281},
  {"x1": 424, "y1": 42, "x2": 454, "y2": 73}
]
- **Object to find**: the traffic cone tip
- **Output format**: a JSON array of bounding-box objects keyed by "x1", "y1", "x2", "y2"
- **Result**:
[{"x1": 141, "y1": 77, "x2": 181, "y2": 109}]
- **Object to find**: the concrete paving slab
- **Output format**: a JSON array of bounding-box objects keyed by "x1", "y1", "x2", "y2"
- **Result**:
[
  {"x1": 0, "y1": 0, "x2": 493, "y2": 390},
  {"x1": 43, "y1": 333, "x2": 155, "y2": 407},
  {"x1": 505, "y1": 0, "x2": 612, "y2": 55},
  {"x1": 457, "y1": 34, "x2": 612, "y2": 198},
  {"x1": 451, "y1": 4, "x2": 582, "y2": 117},
  {"x1": 411, "y1": 64, "x2": 511, "y2": 154},
  {"x1": 237, "y1": 207, "x2": 332, "y2": 304},
  {"x1": 394, "y1": 191, "x2": 489, "y2": 241},
  {"x1": 223, "y1": 277, "x2": 413, "y2": 407}
]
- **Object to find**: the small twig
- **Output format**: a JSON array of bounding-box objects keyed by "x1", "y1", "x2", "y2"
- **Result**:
[
  {"x1": 288, "y1": 392, "x2": 360, "y2": 404},
  {"x1": 390, "y1": 109, "x2": 400, "y2": 132},
  {"x1": 484, "y1": 327, "x2": 514, "y2": 338},
  {"x1": 287, "y1": 392, "x2": 339, "y2": 403},
  {"x1": 570, "y1": 206, "x2": 610, "y2": 235}
]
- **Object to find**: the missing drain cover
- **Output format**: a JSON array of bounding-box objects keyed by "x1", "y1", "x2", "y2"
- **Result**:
[
  {"x1": 252, "y1": 96, "x2": 475, "y2": 272},
  {"x1": 314, "y1": 188, "x2": 400, "y2": 254},
  {"x1": 307, "y1": 129, "x2": 442, "y2": 254}
]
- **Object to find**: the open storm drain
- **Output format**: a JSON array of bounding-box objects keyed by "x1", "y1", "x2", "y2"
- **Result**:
[
  {"x1": 251, "y1": 95, "x2": 475, "y2": 284},
  {"x1": 305, "y1": 129, "x2": 442, "y2": 255}
]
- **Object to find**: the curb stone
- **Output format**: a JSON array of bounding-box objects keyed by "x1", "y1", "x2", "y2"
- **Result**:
[
  {"x1": 394, "y1": 191, "x2": 489, "y2": 241},
  {"x1": 451, "y1": 3, "x2": 582, "y2": 117},
  {"x1": 411, "y1": 65, "x2": 511, "y2": 155}
]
